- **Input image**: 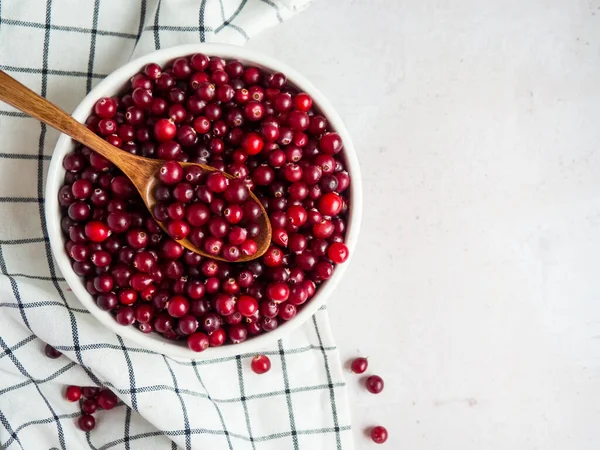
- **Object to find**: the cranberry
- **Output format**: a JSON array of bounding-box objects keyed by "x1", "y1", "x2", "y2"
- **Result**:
[
  {"x1": 167, "y1": 295, "x2": 189, "y2": 318},
  {"x1": 241, "y1": 132, "x2": 264, "y2": 155},
  {"x1": 229, "y1": 324, "x2": 248, "y2": 344},
  {"x1": 366, "y1": 375, "x2": 384, "y2": 394},
  {"x1": 154, "y1": 119, "x2": 177, "y2": 141},
  {"x1": 97, "y1": 389, "x2": 118, "y2": 410},
  {"x1": 266, "y1": 282, "x2": 289, "y2": 302},
  {"x1": 319, "y1": 132, "x2": 343, "y2": 154},
  {"x1": 96, "y1": 293, "x2": 118, "y2": 311},
  {"x1": 44, "y1": 344, "x2": 62, "y2": 359},
  {"x1": 81, "y1": 398, "x2": 98, "y2": 414},
  {"x1": 328, "y1": 242, "x2": 349, "y2": 264},
  {"x1": 215, "y1": 294, "x2": 236, "y2": 316},
  {"x1": 241, "y1": 239, "x2": 258, "y2": 256},
  {"x1": 263, "y1": 246, "x2": 283, "y2": 267},
  {"x1": 224, "y1": 180, "x2": 249, "y2": 203},
  {"x1": 250, "y1": 355, "x2": 271, "y2": 374},
  {"x1": 278, "y1": 303, "x2": 296, "y2": 321},
  {"x1": 158, "y1": 161, "x2": 183, "y2": 185},
  {"x1": 313, "y1": 219, "x2": 334, "y2": 239},
  {"x1": 188, "y1": 332, "x2": 209, "y2": 352},
  {"x1": 209, "y1": 328, "x2": 226, "y2": 346},
  {"x1": 370, "y1": 426, "x2": 388, "y2": 444},
  {"x1": 65, "y1": 385, "x2": 82, "y2": 402},
  {"x1": 115, "y1": 306, "x2": 135, "y2": 325},
  {"x1": 78, "y1": 415, "x2": 96, "y2": 432},
  {"x1": 237, "y1": 295, "x2": 258, "y2": 317},
  {"x1": 350, "y1": 357, "x2": 368, "y2": 374},
  {"x1": 288, "y1": 285, "x2": 308, "y2": 305}
]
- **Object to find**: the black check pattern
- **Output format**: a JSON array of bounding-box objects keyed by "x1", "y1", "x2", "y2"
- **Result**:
[{"x1": 0, "y1": 0, "x2": 352, "y2": 449}]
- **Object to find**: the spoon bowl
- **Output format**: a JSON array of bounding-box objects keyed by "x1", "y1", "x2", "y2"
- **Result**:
[{"x1": 0, "y1": 70, "x2": 271, "y2": 262}]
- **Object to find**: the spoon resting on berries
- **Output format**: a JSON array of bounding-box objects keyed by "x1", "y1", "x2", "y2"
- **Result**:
[{"x1": 0, "y1": 70, "x2": 271, "y2": 262}]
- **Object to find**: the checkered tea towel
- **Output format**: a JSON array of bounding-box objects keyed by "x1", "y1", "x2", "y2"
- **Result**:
[{"x1": 0, "y1": 1, "x2": 354, "y2": 449}]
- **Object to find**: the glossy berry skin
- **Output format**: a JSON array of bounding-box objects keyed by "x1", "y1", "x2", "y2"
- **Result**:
[
  {"x1": 318, "y1": 192, "x2": 343, "y2": 216},
  {"x1": 366, "y1": 375, "x2": 384, "y2": 394},
  {"x1": 188, "y1": 332, "x2": 210, "y2": 352},
  {"x1": 154, "y1": 118, "x2": 177, "y2": 141},
  {"x1": 158, "y1": 160, "x2": 183, "y2": 185},
  {"x1": 328, "y1": 242, "x2": 349, "y2": 264},
  {"x1": 237, "y1": 295, "x2": 258, "y2": 317},
  {"x1": 251, "y1": 355, "x2": 271, "y2": 374},
  {"x1": 350, "y1": 357, "x2": 368, "y2": 374},
  {"x1": 78, "y1": 415, "x2": 96, "y2": 432},
  {"x1": 85, "y1": 221, "x2": 110, "y2": 242},
  {"x1": 370, "y1": 426, "x2": 388, "y2": 444},
  {"x1": 97, "y1": 389, "x2": 118, "y2": 410},
  {"x1": 167, "y1": 295, "x2": 189, "y2": 318},
  {"x1": 65, "y1": 385, "x2": 82, "y2": 402},
  {"x1": 81, "y1": 398, "x2": 98, "y2": 414}
]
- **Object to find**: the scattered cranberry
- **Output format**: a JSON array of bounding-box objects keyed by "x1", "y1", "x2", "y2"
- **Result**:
[
  {"x1": 65, "y1": 385, "x2": 82, "y2": 402},
  {"x1": 366, "y1": 375, "x2": 384, "y2": 394},
  {"x1": 370, "y1": 426, "x2": 388, "y2": 444},
  {"x1": 44, "y1": 344, "x2": 62, "y2": 359},
  {"x1": 58, "y1": 54, "x2": 351, "y2": 349},
  {"x1": 350, "y1": 357, "x2": 368, "y2": 374},
  {"x1": 96, "y1": 389, "x2": 118, "y2": 410},
  {"x1": 78, "y1": 414, "x2": 96, "y2": 432},
  {"x1": 250, "y1": 355, "x2": 271, "y2": 374}
]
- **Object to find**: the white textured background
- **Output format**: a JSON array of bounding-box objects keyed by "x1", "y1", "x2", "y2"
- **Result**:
[{"x1": 249, "y1": 0, "x2": 600, "y2": 448}]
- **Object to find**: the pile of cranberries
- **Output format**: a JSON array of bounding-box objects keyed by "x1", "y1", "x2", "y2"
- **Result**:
[
  {"x1": 46, "y1": 344, "x2": 118, "y2": 432},
  {"x1": 350, "y1": 357, "x2": 388, "y2": 444},
  {"x1": 153, "y1": 161, "x2": 264, "y2": 261},
  {"x1": 58, "y1": 53, "x2": 351, "y2": 352}
]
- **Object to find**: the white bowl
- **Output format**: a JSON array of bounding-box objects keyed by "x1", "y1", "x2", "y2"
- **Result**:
[{"x1": 45, "y1": 44, "x2": 363, "y2": 359}]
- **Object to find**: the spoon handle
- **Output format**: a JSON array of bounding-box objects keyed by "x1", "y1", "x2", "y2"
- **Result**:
[{"x1": 0, "y1": 70, "x2": 126, "y2": 164}]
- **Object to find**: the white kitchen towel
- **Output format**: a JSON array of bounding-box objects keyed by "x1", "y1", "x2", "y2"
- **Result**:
[{"x1": 0, "y1": 1, "x2": 354, "y2": 449}]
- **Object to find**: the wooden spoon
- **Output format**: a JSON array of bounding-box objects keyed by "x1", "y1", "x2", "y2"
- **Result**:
[{"x1": 0, "y1": 70, "x2": 272, "y2": 262}]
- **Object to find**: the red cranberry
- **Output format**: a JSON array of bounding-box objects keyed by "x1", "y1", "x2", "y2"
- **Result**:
[
  {"x1": 97, "y1": 389, "x2": 118, "y2": 410},
  {"x1": 209, "y1": 328, "x2": 226, "y2": 346},
  {"x1": 115, "y1": 306, "x2": 135, "y2": 325},
  {"x1": 65, "y1": 385, "x2": 82, "y2": 402},
  {"x1": 188, "y1": 332, "x2": 209, "y2": 352},
  {"x1": 237, "y1": 295, "x2": 258, "y2": 317},
  {"x1": 263, "y1": 246, "x2": 283, "y2": 267},
  {"x1": 319, "y1": 132, "x2": 343, "y2": 154},
  {"x1": 96, "y1": 293, "x2": 118, "y2": 311},
  {"x1": 278, "y1": 303, "x2": 296, "y2": 321},
  {"x1": 215, "y1": 294, "x2": 236, "y2": 316},
  {"x1": 78, "y1": 415, "x2": 96, "y2": 432},
  {"x1": 350, "y1": 357, "x2": 368, "y2": 374},
  {"x1": 370, "y1": 426, "x2": 388, "y2": 444},
  {"x1": 241, "y1": 132, "x2": 264, "y2": 155},
  {"x1": 288, "y1": 285, "x2": 308, "y2": 305},
  {"x1": 44, "y1": 344, "x2": 62, "y2": 359},
  {"x1": 224, "y1": 180, "x2": 249, "y2": 203},
  {"x1": 328, "y1": 242, "x2": 349, "y2": 264},
  {"x1": 158, "y1": 161, "x2": 183, "y2": 185},
  {"x1": 259, "y1": 300, "x2": 279, "y2": 318},
  {"x1": 81, "y1": 398, "x2": 98, "y2": 414},
  {"x1": 229, "y1": 324, "x2": 248, "y2": 344},
  {"x1": 266, "y1": 282, "x2": 289, "y2": 302},
  {"x1": 366, "y1": 375, "x2": 384, "y2": 394},
  {"x1": 167, "y1": 295, "x2": 189, "y2": 318},
  {"x1": 154, "y1": 119, "x2": 177, "y2": 142},
  {"x1": 251, "y1": 355, "x2": 271, "y2": 374},
  {"x1": 313, "y1": 219, "x2": 334, "y2": 239}
]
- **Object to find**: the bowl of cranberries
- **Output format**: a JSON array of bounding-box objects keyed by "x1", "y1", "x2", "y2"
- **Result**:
[{"x1": 45, "y1": 44, "x2": 362, "y2": 359}]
